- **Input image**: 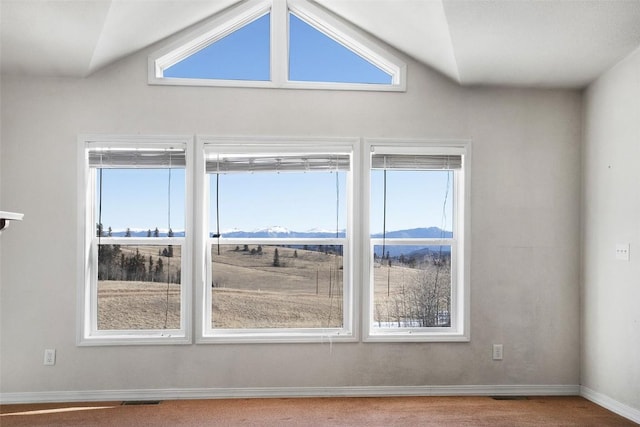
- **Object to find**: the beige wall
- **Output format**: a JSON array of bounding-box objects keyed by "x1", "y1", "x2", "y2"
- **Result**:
[
  {"x1": 0, "y1": 42, "x2": 582, "y2": 395},
  {"x1": 582, "y1": 47, "x2": 640, "y2": 410}
]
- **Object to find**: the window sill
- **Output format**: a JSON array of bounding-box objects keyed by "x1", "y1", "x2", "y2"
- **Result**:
[
  {"x1": 364, "y1": 330, "x2": 470, "y2": 343},
  {"x1": 197, "y1": 329, "x2": 356, "y2": 344},
  {"x1": 148, "y1": 77, "x2": 405, "y2": 92},
  {"x1": 78, "y1": 332, "x2": 191, "y2": 346}
]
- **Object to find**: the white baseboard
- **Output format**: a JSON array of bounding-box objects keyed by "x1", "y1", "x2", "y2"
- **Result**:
[
  {"x1": 1, "y1": 384, "x2": 579, "y2": 405},
  {"x1": 580, "y1": 386, "x2": 640, "y2": 424}
]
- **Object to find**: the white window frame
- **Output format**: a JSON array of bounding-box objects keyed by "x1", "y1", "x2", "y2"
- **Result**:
[
  {"x1": 195, "y1": 136, "x2": 359, "y2": 343},
  {"x1": 362, "y1": 139, "x2": 471, "y2": 342},
  {"x1": 77, "y1": 136, "x2": 468, "y2": 346},
  {"x1": 77, "y1": 135, "x2": 194, "y2": 346},
  {"x1": 148, "y1": 0, "x2": 406, "y2": 92}
]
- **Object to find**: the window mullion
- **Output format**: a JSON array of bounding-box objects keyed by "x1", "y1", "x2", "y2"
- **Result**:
[{"x1": 271, "y1": 0, "x2": 288, "y2": 86}]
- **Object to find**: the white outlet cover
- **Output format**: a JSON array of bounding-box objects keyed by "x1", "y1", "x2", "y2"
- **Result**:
[{"x1": 44, "y1": 349, "x2": 56, "y2": 365}]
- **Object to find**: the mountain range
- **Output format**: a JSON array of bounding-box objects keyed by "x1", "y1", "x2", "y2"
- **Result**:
[{"x1": 107, "y1": 226, "x2": 452, "y2": 256}]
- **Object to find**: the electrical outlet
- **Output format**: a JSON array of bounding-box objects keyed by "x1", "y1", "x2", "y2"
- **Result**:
[
  {"x1": 492, "y1": 344, "x2": 503, "y2": 360},
  {"x1": 44, "y1": 349, "x2": 56, "y2": 366}
]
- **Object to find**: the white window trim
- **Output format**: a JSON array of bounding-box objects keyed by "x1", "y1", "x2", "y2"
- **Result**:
[
  {"x1": 361, "y1": 139, "x2": 471, "y2": 342},
  {"x1": 77, "y1": 135, "x2": 194, "y2": 346},
  {"x1": 148, "y1": 0, "x2": 406, "y2": 92},
  {"x1": 195, "y1": 136, "x2": 360, "y2": 343}
]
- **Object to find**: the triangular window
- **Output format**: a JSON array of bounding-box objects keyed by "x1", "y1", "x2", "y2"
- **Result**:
[
  {"x1": 288, "y1": 13, "x2": 392, "y2": 85},
  {"x1": 149, "y1": 0, "x2": 405, "y2": 91},
  {"x1": 164, "y1": 13, "x2": 270, "y2": 81}
]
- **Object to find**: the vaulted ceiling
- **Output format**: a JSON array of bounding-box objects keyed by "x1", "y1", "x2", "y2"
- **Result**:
[{"x1": 2, "y1": 0, "x2": 640, "y2": 88}]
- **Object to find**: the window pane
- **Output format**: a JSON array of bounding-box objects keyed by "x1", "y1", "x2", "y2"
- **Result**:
[
  {"x1": 210, "y1": 171, "x2": 346, "y2": 235},
  {"x1": 211, "y1": 244, "x2": 343, "y2": 328},
  {"x1": 372, "y1": 245, "x2": 451, "y2": 328},
  {"x1": 164, "y1": 13, "x2": 270, "y2": 81},
  {"x1": 97, "y1": 244, "x2": 182, "y2": 330},
  {"x1": 96, "y1": 169, "x2": 185, "y2": 236},
  {"x1": 370, "y1": 170, "x2": 453, "y2": 237},
  {"x1": 289, "y1": 14, "x2": 392, "y2": 84}
]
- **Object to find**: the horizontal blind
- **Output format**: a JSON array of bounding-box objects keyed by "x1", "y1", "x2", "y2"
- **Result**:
[
  {"x1": 206, "y1": 154, "x2": 350, "y2": 173},
  {"x1": 88, "y1": 148, "x2": 186, "y2": 168},
  {"x1": 371, "y1": 154, "x2": 462, "y2": 170}
]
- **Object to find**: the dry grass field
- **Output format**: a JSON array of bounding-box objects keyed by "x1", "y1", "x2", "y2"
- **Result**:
[
  {"x1": 211, "y1": 289, "x2": 342, "y2": 328},
  {"x1": 98, "y1": 281, "x2": 181, "y2": 330},
  {"x1": 97, "y1": 244, "x2": 449, "y2": 330},
  {"x1": 211, "y1": 245, "x2": 343, "y2": 328}
]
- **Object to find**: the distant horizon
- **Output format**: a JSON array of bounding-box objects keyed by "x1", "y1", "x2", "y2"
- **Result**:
[
  {"x1": 100, "y1": 224, "x2": 453, "y2": 235},
  {"x1": 98, "y1": 169, "x2": 453, "y2": 233}
]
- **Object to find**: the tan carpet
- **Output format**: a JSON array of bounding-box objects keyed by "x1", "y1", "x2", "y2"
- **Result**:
[{"x1": 1, "y1": 396, "x2": 636, "y2": 426}]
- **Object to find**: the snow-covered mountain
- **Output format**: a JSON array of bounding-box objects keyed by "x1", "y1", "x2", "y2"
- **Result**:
[
  {"x1": 217, "y1": 226, "x2": 451, "y2": 248},
  {"x1": 371, "y1": 226, "x2": 452, "y2": 239},
  {"x1": 221, "y1": 226, "x2": 345, "y2": 238}
]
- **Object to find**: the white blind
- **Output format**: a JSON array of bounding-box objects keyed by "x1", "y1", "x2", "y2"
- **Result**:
[
  {"x1": 371, "y1": 154, "x2": 462, "y2": 170},
  {"x1": 206, "y1": 154, "x2": 350, "y2": 173},
  {"x1": 88, "y1": 148, "x2": 186, "y2": 168}
]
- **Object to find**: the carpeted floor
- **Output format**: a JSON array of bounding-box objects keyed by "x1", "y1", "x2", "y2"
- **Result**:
[{"x1": 0, "y1": 396, "x2": 636, "y2": 426}]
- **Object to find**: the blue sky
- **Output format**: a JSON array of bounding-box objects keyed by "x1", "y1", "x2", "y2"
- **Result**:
[
  {"x1": 96, "y1": 12, "x2": 451, "y2": 233},
  {"x1": 97, "y1": 169, "x2": 185, "y2": 232},
  {"x1": 164, "y1": 11, "x2": 391, "y2": 84},
  {"x1": 211, "y1": 169, "x2": 452, "y2": 233},
  {"x1": 98, "y1": 168, "x2": 452, "y2": 234},
  {"x1": 164, "y1": 13, "x2": 270, "y2": 81},
  {"x1": 371, "y1": 170, "x2": 453, "y2": 234},
  {"x1": 288, "y1": 14, "x2": 391, "y2": 84},
  {"x1": 210, "y1": 171, "x2": 346, "y2": 233}
]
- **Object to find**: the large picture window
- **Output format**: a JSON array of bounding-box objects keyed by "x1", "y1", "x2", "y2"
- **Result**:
[
  {"x1": 197, "y1": 139, "x2": 355, "y2": 342},
  {"x1": 79, "y1": 136, "x2": 468, "y2": 345},
  {"x1": 364, "y1": 141, "x2": 470, "y2": 342},
  {"x1": 78, "y1": 136, "x2": 192, "y2": 345}
]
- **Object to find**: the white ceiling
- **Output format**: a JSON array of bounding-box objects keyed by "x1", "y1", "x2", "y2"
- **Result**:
[{"x1": 2, "y1": 0, "x2": 640, "y2": 88}]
